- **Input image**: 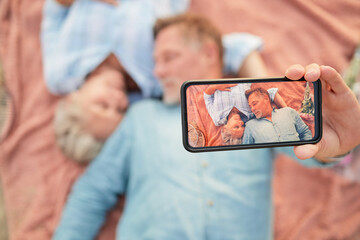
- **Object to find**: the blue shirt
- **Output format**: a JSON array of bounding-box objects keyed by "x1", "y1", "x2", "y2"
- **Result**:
[
  {"x1": 243, "y1": 107, "x2": 313, "y2": 144},
  {"x1": 204, "y1": 84, "x2": 278, "y2": 126},
  {"x1": 41, "y1": 0, "x2": 263, "y2": 97},
  {"x1": 54, "y1": 100, "x2": 324, "y2": 240},
  {"x1": 41, "y1": 0, "x2": 190, "y2": 97}
]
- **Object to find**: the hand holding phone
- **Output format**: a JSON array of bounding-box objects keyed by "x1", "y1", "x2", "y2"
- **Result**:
[{"x1": 285, "y1": 64, "x2": 360, "y2": 161}]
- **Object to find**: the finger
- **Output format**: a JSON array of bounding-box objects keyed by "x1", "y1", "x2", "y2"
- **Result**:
[
  {"x1": 219, "y1": 85, "x2": 234, "y2": 91},
  {"x1": 224, "y1": 87, "x2": 234, "y2": 91},
  {"x1": 304, "y1": 63, "x2": 320, "y2": 82},
  {"x1": 293, "y1": 144, "x2": 319, "y2": 160},
  {"x1": 55, "y1": 0, "x2": 75, "y2": 6},
  {"x1": 97, "y1": 0, "x2": 118, "y2": 6},
  {"x1": 320, "y1": 65, "x2": 350, "y2": 95},
  {"x1": 222, "y1": 84, "x2": 237, "y2": 89},
  {"x1": 285, "y1": 64, "x2": 305, "y2": 80}
]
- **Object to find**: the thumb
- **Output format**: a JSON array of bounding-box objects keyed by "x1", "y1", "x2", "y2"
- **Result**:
[{"x1": 293, "y1": 144, "x2": 319, "y2": 160}]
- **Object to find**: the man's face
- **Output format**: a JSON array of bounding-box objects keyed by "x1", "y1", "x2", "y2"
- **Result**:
[
  {"x1": 70, "y1": 69, "x2": 128, "y2": 140},
  {"x1": 225, "y1": 114, "x2": 245, "y2": 139},
  {"x1": 153, "y1": 26, "x2": 211, "y2": 104},
  {"x1": 248, "y1": 92, "x2": 272, "y2": 119}
]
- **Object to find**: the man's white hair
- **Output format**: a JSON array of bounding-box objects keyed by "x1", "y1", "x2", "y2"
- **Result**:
[{"x1": 54, "y1": 99, "x2": 103, "y2": 163}]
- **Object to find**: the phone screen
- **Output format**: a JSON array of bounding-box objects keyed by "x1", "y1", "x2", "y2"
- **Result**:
[{"x1": 181, "y1": 78, "x2": 322, "y2": 152}]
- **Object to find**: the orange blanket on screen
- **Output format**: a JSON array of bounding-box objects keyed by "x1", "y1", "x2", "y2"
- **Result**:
[
  {"x1": 186, "y1": 81, "x2": 315, "y2": 147},
  {"x1": 0, "y1": 0, "x2": 359, "y2": 239}
]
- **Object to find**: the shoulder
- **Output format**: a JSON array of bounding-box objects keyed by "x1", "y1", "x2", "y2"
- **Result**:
[
  {"x1": 277, "y1": 107, "x2": 300, "y2": 119},
  {"x1": 278, "y1": 107, "x2": 297, "y2": 113},
  {"x1": 245, "y1": 118, "x2": 258, "y2": 128}
]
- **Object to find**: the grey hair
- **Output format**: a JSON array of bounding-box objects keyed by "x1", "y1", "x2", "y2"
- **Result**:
[
  {"x1": 221, "y1": 126, "x2": 243, "y2": 145},
  {"x1": 53, "y1": 99, "x2": 104, "y2": 164}
]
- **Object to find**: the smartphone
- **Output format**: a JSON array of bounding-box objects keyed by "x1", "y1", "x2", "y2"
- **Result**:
[{"x1": 181, "y1": 77, "x2": 322, "y2": 152}]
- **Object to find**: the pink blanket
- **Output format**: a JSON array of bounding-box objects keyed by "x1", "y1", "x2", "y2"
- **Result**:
[{"x1": 0, "y1": 0, "x2": 359, "y2": 239}]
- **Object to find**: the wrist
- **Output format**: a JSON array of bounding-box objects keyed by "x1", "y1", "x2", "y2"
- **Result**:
[
  {"x1": 204, "y1": 86, "x2": 216, "y2": 95},
  {"x1": 55, "y1": 0, "x2": 75, "y2": 6},
  {"x1": 316, "y1": 150, "x2": 353, "y2": 163}
]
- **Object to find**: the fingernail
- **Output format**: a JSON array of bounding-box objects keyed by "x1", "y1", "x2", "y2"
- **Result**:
[{"x1": 305, "y1": 71, "x2": 318, "y2": 80}]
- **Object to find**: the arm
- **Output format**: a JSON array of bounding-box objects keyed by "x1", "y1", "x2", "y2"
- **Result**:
[
  {"x1": 223, "y1": 33, "x2": 267, "y2": 77},
  {"x1": 55, "y1": 0, "x2": 117, "y2": 6},
  {"x1": 41, "y1": 0, "x2": 119, "y2": 95},
  {"x1": 273, "y1": 92, "x2": 287, "y2": 108},
  {"x1": 203, "y1": 84, "x2": 237, "y2": 126},
  {"x1": 53, "y1": 118, "x2": 132, "y2": 239},
  {"x1": 266, "y1": 88, "x2": 287, "y2": 108},
  {"x1": 285, "y1": 64, "x2": 360, "y2": 162},
  {"x1": 204, "y1": 84, "x2": 237, "y2": 95},
  {"x1": 55, "y1": 0, "x2": 74, "y2": 6},
  {"x1": 203, "y1": 92, "x2": 224, "y2": 126},
  {"x1": 237, "y1": 51, "x2": 268, "y2": 78},
  {"x1": 291, "y1": 108, "x2": 312, "y2": 141},
  {"x1": 41, "y1": 0, "x2": 79, "y2": 95},
  {"x1": 41, "y1": 0, "x2": 70, "y2": 37}
]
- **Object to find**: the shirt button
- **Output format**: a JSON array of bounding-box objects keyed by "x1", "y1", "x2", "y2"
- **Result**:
[
  {"x1": 201, "y1": 161, "x2": 208, "y2": 168},
  {"x1": 208, "y1": 200, "x2": 214, "y2": 207}
]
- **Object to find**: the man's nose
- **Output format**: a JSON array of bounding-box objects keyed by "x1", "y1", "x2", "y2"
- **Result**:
[
  {"x1": 154, "y1": 62, "x2": 166, "y2": 79},
  {"x1": 250, "y1": 105, "x2": 255, "y2": 112}
]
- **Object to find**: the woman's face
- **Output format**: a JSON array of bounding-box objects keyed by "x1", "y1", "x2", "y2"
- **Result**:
[
  {"x1": 225, "y1": 114, "x2": 245, "y2": 139},
  {"x1": 71, "y1": 69, "x2": 128, "y2": 140}
]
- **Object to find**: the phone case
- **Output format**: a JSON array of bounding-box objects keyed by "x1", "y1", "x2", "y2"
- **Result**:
[{"x1": 181, "y1": 77, "x2": 322, "y2": 153}]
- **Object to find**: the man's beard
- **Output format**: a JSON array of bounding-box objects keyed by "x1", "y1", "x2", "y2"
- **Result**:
[
  {"x1": 162, "y1": 94, "x2": 180, "y2": 105},
  {"x1": 254, "y1": 110, "x2": 263, "y2": 119},
  {"x1": 159, "y1": 78, "x2": 180, "y2": 105}
]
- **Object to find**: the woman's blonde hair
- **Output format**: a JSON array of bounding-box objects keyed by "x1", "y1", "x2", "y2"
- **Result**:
[
  {"x1": 54, "y1": 99, "x2": 103, "y2": 164},
  {"x1": 221, "y1": 126, "x2": 243, "y2": 145}
]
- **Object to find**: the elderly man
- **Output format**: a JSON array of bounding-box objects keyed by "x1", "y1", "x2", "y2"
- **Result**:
[
  {"x1": 242, "y1": 87, "x2": 312, "y2": 144},
  {"x1": 53, "y1": 13, "x2": 360, "y2": 240}
]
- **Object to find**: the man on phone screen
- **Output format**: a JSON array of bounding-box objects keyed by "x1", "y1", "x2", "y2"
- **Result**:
[{"x1": 242, "y1": 87, "x2": 312, "y2": 144}]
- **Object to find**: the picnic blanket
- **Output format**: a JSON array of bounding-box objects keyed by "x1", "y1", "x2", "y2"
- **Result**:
[{"x1": 0, "y1": 0, "x2": 359, "y2": 239}]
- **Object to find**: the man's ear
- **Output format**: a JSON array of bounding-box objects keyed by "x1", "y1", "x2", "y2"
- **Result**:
[{"x1": 202, "y1": 40, "x2": 220, "y2": 65}]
